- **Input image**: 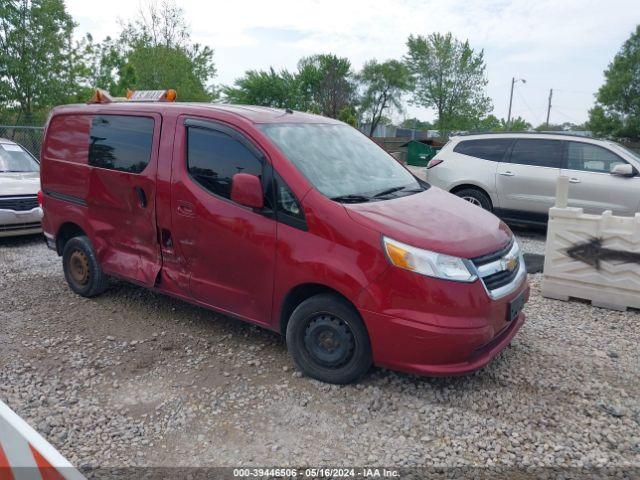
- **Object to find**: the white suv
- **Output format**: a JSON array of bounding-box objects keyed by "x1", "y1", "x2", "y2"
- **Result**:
[
  {"x1": 426, "y1": 133, "x2": 640, "y2": 225},
  {"x1": 0, "y1": 138, "x2": 42, "y2": 237}
]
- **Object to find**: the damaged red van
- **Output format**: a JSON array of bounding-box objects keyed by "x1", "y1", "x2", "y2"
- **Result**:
[{"x1": 40, "y1": 90, "x2": 529, "y2": 384}]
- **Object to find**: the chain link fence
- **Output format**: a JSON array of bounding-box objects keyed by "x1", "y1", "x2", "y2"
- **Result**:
[{"x1": 0, "y1": 126, "x2": 44, "y2": 159}]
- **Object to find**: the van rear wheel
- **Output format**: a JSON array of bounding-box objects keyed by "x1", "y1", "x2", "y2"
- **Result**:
[
  {"x1": 62, "y1": 236, "x2": 108, "y2": 297},
  {"x1": 286, "y1": 294, "x2": 372, "y2": 384}
]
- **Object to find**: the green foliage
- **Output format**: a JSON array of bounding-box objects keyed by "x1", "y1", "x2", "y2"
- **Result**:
[
  {"x1": 223, "y1": 68, "x2": 304, "y2": 109},
  {"x1": 297, "y1": 54, "x2": 357, "y2": 118},
  {"x1": 358, "y1": 59, "x2": 411, "y2": 136},
  {"x1": 405, "y1": 33, "x2": 492, "y2": 136},
  {"x1": 587, "y1": 25, "x2": 640, "y2": 140},
  {"x1": 0, "y1": 0, "x2": 78, "y2": 124},
  {"x1": 400, "y1": 117, "x2": 433, "y2": 130},
  {"x1": 503, "y1": 116, "x2": 531, "y2": 132},
  {"x1": 224, "y1": 53, "x2": 357, "y2": 119},
  {"x1": 116, "y1": 1, "x2": 217, "y2": 101},
  {"x1": 534, "y1": 121, "x2": 585, "y2": 132}
]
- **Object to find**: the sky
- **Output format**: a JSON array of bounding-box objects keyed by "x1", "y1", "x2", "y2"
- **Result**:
[{"x1": 66, "y1": 0, "x2": 640, "y2": 126}]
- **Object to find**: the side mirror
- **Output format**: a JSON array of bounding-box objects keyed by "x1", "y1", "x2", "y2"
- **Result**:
[
  {"x1": 610, "y1": 163, "x2": 635, "y2": 177},
  {"x1": 231, "y1": 173, "x2": 264, "y2": 209}
]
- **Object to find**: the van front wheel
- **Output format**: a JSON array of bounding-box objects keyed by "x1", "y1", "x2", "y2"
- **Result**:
[
  {"x1": 286, "y1": 294, "x2": 372, "y2": 384},
  {"x1": 62, "y1": 236, "x2": 108, "y2": 297}
]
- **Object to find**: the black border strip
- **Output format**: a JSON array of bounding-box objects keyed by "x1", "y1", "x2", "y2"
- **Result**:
[{"x1": 44, "y1": 189, "x2": 87, "y2": 206}]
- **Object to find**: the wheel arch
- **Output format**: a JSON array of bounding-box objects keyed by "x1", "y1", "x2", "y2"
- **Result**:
[
  {"x1": 449, "y1": 183, "x2": 495, "y2": 209},
  {"x1": 279, "y1": 283, "x2": 359, "y2": 335},
  {"x1": 55, "y1": 222, "x2": 87, "y2": 255}
]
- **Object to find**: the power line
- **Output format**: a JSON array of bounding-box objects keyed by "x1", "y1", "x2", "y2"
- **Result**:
[{"x1": 514, "y1": 88, "x2": 542, "y2": 125}]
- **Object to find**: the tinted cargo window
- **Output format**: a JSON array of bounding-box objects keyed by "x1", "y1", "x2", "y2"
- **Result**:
[
  {"x1": 509, "y1": 139, "x2": 563, "y2": 168},
  {"x1": 89, "y1": 115, "x2": 154, "y2": 173},
  {"x1": 187, "y1": 127, "x2": 262, "y2": 200},
  {"x1": 453, "y1": 139, "x2": 512, "y2": 161},
  {"x1": 566, "y1": 142, "x2": 626, "y2": 173}
]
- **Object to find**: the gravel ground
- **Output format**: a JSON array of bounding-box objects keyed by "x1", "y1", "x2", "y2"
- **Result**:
[{"x1": 0, "y1": 233, "x2": 638, "y2": 474}]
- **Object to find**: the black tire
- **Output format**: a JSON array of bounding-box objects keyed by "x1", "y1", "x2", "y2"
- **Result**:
[
  {"x1": 453, "y1": 188, "x2": 492, "y2": 211},
  {"x1": 286, "y1": 293, "x2": 372, "y2": 384},
  {"x1": 62, "y1": 236, "x2": 108, "y2": 297}
]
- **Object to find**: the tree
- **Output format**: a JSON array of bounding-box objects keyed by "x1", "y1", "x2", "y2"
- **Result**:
[
  {"x1": 112, "y1": 0, "x2": 217, "y2": 100},
  {"x1": 297, "y1": 54, "x2": 357, "y2": 118},
  {"x1": 405, "y1": 33, "x2": 492, "y2": 137},
  {"x1": 400, "y1": 117, "x2": 433, "y2": 130},
  {"x1": 358, "y1": 59, "x2": 411, "y2": 136},
  {"x1": 223, "y1": 68, "x2": 304, "y2": 108},
  {"x1": 224, "y1": 53, "x2": 358, "y2": 118},
  {"x1": 587, "y1": 25, "x2": 640, "y2": 140},
  {"x1": 0, "y1": 0, "x2": 78, "y2": 124},
  {"x1": 501, "y1": 116, "x2": 531, "y2": 132}
]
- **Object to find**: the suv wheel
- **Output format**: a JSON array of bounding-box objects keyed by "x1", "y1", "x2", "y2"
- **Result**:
[
  {"x1": 62, "y1": 236, "x2": 109, "y2": 297},
  {"x1": 286, "y1": 294, "x2": 372, "y2": 384},
  {"x1": 454, "y1": 188, "x2": 492, "y2": 211}
]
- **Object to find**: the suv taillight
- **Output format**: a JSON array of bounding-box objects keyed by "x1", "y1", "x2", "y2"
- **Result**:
[
  {"x1": 37, "y1": 190, "x2": 43, "y2": 206},
  {"x1": 427, "y1": 158, "x2": 443, "y2": 169}
]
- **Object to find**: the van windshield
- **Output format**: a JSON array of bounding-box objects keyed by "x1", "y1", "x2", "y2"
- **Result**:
[
  {"x1": 0, "y1": 144, "x2": 39, "y2": 173},
  {"x1": 259, "y1": 123, "x2": 423, "y2": 202}
]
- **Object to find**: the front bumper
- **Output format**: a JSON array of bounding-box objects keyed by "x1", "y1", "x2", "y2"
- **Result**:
[
  {"x1": 0, "y1": 207, "x2": 43, "y2": 238},
  {"x1": 358, "y1": 261, "x2": 530, "y2": 376}
]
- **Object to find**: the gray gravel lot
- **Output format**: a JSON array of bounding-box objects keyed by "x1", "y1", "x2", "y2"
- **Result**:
[{"x1": 0, "y1": 232, "x2": 638, "y2": 473}]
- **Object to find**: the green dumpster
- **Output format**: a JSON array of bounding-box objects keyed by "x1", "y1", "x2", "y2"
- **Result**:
[{"x1": 403, "y1": 139, "x2": 440, "y2": 166}]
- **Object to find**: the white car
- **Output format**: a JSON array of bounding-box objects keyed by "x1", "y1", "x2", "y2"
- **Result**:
[
  {"x1": 426, "y1": 132, "x2": 640, "y2": 225},
  {"x1": 0, "y1": 138, "x2": 43, "y2": 237}
]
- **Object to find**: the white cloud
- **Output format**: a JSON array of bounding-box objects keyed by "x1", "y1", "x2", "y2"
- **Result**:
[{"x1": 66, "y1": 0, "x2": 639, "y2": 125}]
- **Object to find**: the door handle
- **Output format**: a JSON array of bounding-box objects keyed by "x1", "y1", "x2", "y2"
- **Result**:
[
  {"x1": 499, "y1": 171, "x2": 515, "y2": 177},
  {"x1": 569, "y1": 177, "x2": 581, "y2": 184},
  {"x1": 177, "y1": 200, "x2": 195, "y2": 217},
  {"x1": 134, "y1": 186, "x2": 147, "y2": 208}
]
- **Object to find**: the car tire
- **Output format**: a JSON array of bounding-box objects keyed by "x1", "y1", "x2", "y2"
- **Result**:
[
  {"x1": 286, "y1": 293, "x2": 372, "y2": 384},
  {"x1": 62, "y1": 236, "x2": 109, "y2": 297},
  {"x1": 454, "y1": 188, "x2": 492, "y2": 211}
]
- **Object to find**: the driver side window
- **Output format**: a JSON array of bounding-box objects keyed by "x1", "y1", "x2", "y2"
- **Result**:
[
  {"x1": 186, "y1": 126, "x2": 263, "y2": 200},
  {"x1": 566, "y1": 142, "x2": 626, "y2": 173}
]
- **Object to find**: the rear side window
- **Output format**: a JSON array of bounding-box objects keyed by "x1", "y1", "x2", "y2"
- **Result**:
[
  {"x1": 453, "y1": 139, "x2": 512, "y2": 161},
  {"x1": 509, "y1": 139, "x2": 563, "y2": 168},
  {"x1": 187, "y1": 127, "x2": 262, "y2": 200},
  {"x1": 566, "y1": 141, "x2": 626, "y2": 173},
  {"x1": 89, "y1": 115, "x2": 154, "y2": 173}
]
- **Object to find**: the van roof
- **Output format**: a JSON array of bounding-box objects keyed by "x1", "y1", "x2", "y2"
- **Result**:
[
  {"x1": 0, "y1": 137, "x2": 17, "y2": 145},
  {"x1": 50, "y1": 102, "x2": 342, "y2": 125}
]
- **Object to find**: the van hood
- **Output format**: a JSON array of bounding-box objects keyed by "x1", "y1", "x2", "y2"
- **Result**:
[
  {"x1": 344, "y1": 186, "x2": 512, "y2": 259},
  {"x1": 0, "y1": 172, "x2": 40, "y2": 196}
]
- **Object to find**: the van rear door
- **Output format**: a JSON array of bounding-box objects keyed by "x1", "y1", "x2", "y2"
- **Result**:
[{"x1": 87, "y1": 112, "x2": 162, "y2": 286}]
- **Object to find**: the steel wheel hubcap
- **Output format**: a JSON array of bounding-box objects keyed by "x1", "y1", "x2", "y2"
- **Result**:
[
  {"x1": 304, "y1": 314, "x2": 354, "y2": 368},
  {"x1": 69, "y1": 250, "x2": 90, "y2": 286}
]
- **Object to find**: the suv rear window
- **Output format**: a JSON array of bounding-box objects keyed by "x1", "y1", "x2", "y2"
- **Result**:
[
  {"x1": 509, "y1": 139, "x2": 563, "y2": 168},
  {"x1": 89, "y1": 115, "x2": 154, "y2": 173},
  {"x1": 453, "y1": 139, "x2": 512, "y2": 161}
]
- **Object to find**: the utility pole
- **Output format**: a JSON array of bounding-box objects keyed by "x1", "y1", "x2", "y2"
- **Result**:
[
  {"x1": 546, "y1": 88, "x2": 553, "y2": 126},
  {"x1": 507, "y1": 77, "x2": 515, "y2": 127},
  {"x1": 507, "y1": 77, "x2": 526, "y2": 128}
]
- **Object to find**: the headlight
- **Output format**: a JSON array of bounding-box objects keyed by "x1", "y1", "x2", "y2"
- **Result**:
[{"x1": 382, "y1": 236, "x2": 477, "y2": 282}]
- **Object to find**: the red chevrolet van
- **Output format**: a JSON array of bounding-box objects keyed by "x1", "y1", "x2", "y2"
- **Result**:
[{"x1": 40, "y1": 91, "x2": 529, "y2": 383}]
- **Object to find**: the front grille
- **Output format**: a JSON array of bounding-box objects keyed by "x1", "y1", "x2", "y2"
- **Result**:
[
  {"x1": 0, "y1": 221, "x2": 41, "y2": 232},
  {"x1": 482, "y1": 264, "x2": 520, "y2": 290},
  {"x1": 471, "y1": 239, "x2": 522, "y2": 297},
  {"x1": 0, "y1": 195, "x2": 39, "y2": 211}
]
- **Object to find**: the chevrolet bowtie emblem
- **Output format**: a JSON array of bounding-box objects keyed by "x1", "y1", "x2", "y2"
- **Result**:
[{"x1": 503, "y1": 256, "x2": 518, "y2": 272}]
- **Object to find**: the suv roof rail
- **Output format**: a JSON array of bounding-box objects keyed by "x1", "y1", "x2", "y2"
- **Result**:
[{"x1": 454, "y1": 131, "x2": 603, "y2": 141}]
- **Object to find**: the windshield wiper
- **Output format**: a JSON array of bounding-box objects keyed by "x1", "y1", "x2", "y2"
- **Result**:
[
  {"x1": 330, "y1": 194, "x2": 372, "y2": 203},
  {"x1": 372, "y1": 186, "x2": 407, "y2": 198}
]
